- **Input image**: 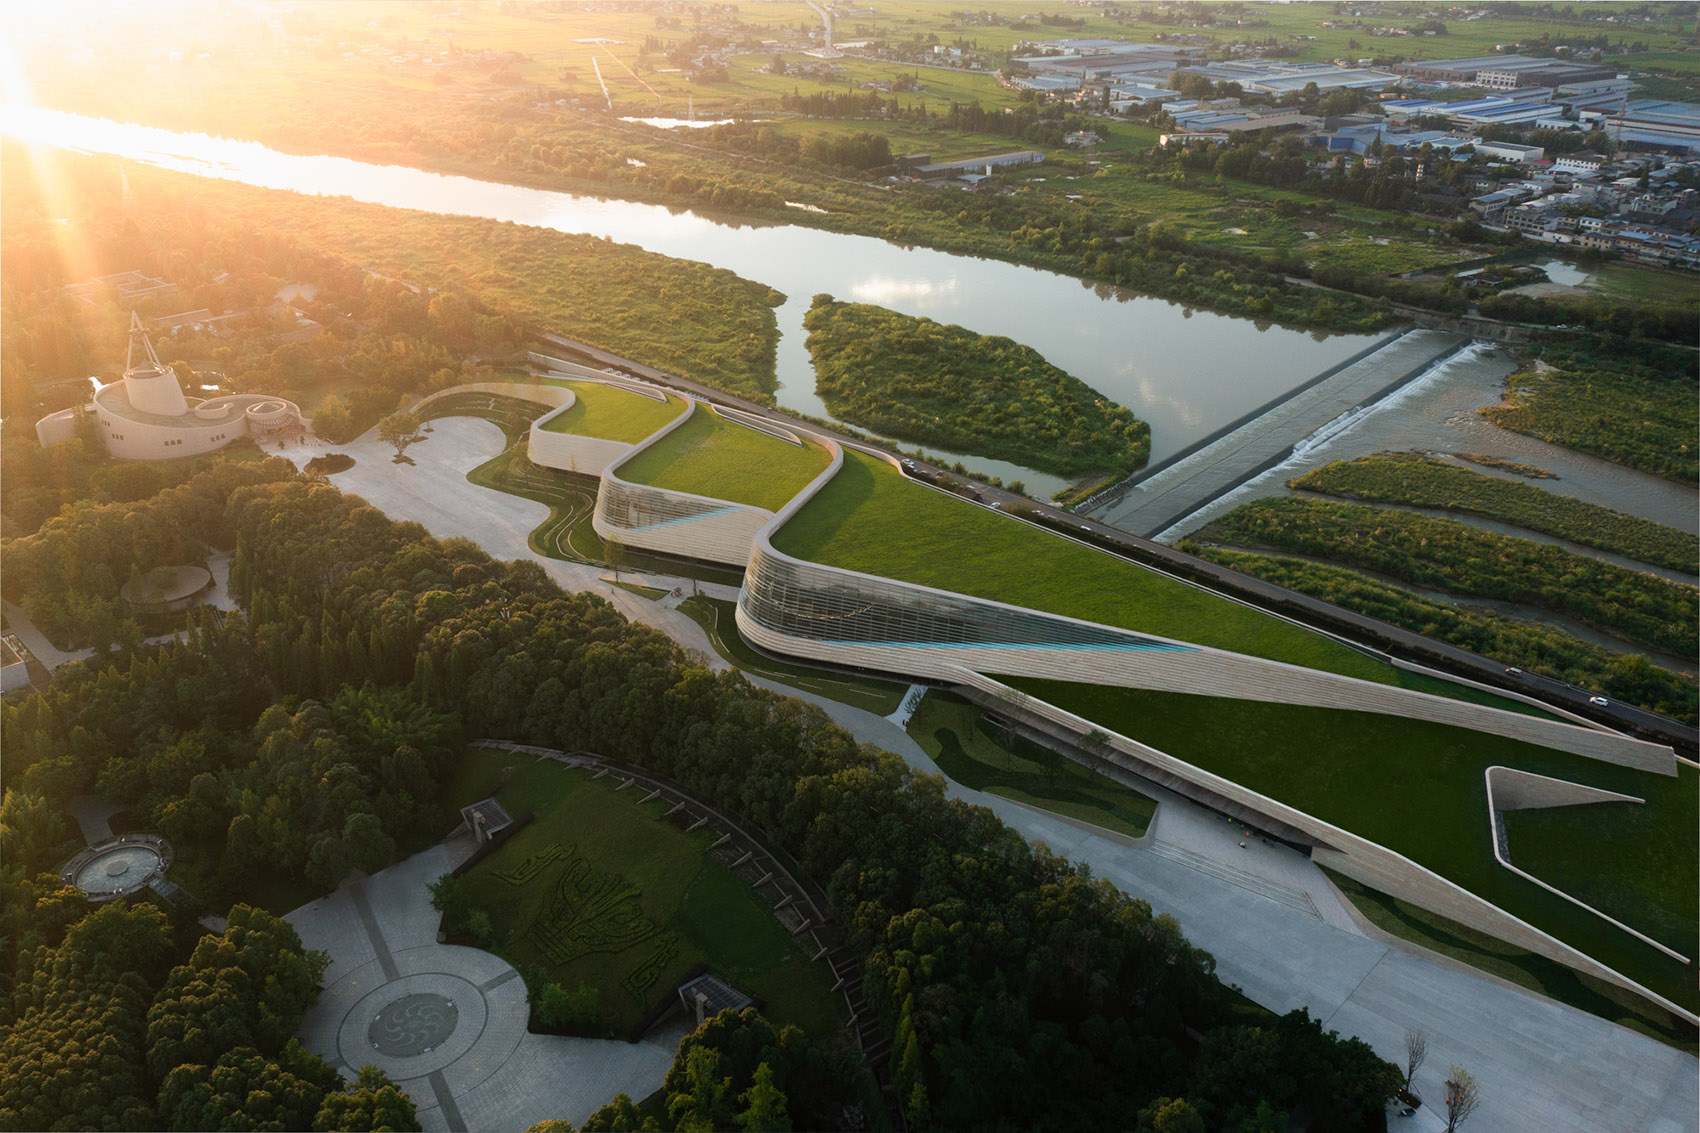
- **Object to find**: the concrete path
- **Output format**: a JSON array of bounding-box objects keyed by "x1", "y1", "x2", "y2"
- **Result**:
[
  {"x1": 289, "y1": 835, "x2": 683, "y2": 1131},
  {"x1": 303, "y1": 407, "x2": 1698, "y2": 1133},
  {"x1": 1092, "y1": 330, "x2": 1468, "y2": 536},
  {"x1": 64, "y1": 795, "x2": 121, "y2": 844},
  {"x1": 759, "y1": 685, "x2": 1699, "y2": 1133}
]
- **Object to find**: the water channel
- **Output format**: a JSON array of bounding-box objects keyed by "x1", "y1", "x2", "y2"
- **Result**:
[{"x1": 3, "y1": 104, "x2": 1379, "y2": 494}]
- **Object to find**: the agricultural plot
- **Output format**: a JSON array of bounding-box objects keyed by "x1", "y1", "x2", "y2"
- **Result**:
[
  {"x1": 618, "y1": 407, "x2": 831, "y2": 513},
  {"x1": 1005, "y1": 678, "x2": 1699, "y2": 1019},
  {"x1": 458, "y1": 755, "x2": 843, "y2": 1039}
]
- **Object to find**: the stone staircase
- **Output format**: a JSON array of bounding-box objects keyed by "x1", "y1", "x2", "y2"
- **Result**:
[{"x1": 1144, "y1": 840, "x2": 1322, "y2": 921}]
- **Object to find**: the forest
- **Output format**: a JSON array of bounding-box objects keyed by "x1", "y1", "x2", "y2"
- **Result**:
[
  {"x1": 0, "y1": 463, "x2": 1404, "y2": 1131},
  {"x1": 803, "y1": 296, "x2": 1150, "y2": 491}
]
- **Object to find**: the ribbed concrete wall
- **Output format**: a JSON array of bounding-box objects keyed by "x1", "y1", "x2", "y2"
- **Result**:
[
  {"x1": 738, "y1": 445, "x2": 1673, "y2": 775},
  {"x1": 947, "y1": 669, "x2": 1695, "y2": 1024},
  {"x1": 591, "y1": 400, "x2": 775, "y2": 568}
]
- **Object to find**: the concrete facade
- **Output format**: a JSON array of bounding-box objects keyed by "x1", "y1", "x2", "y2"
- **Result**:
[{"x1": 591, "y1": 401, "x2": 777, "y2": 568}]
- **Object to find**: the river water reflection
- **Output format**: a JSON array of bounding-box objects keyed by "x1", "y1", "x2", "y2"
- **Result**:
[{"x1": 3, "y1": 105, "x2": 1378, "y2": 492}]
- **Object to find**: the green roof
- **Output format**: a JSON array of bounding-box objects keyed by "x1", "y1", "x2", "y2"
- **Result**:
[
  {"x1": 619, "y1": 407, "x2": 830, "y2": 513},
  {"x1": 540, "y1": 380, "x2": 686, "y2": 444}
]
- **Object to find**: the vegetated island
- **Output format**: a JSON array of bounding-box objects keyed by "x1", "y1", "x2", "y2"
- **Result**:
[
  {"x1": 1291, "y1": 452, "x2": 1699, "y2": 575},
  {"x1": 803, "y1": 295, "x2": 1149, "y2": 500},
  {"x1": 1480, "y1": 340, "x2": 1699, "y2": 484}
]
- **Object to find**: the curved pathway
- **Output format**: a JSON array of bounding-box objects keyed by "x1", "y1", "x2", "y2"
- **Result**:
[
  {"x1": 291, "y1": 408, "x2": 1699, "y2": 1133},
  {"x1": 289, "y1": 836, "x2": 684, "y2": 1132}
]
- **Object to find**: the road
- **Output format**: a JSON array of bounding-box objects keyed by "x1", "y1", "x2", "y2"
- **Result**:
[
  {"x1": 306, "y1": 412, "x2": 1698, "y2": 1133},
  {"x1": 532, "y1": 333, "x2": 1698, "y2": 754}
]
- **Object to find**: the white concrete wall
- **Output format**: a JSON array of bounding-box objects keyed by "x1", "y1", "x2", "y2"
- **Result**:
[
  {"x1": 591, "y1": 400, "x2": 776, "y2": 568},
  {"x1": 949, "y1": 668, "x2": 1696, "y2": 1024}
]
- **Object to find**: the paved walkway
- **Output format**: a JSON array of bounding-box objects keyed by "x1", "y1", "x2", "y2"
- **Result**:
[
  {"x1": 289, "y1": 836, "x2": 684, "y2": 1131},
  {"x1": 302, "y1": 408, "x2": 1697, "y2": 1133},
  {"x1": 1090, "y1": 330, "x2": 1467, "y2": 536}
]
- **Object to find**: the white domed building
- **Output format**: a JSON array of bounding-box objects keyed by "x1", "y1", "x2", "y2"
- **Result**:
[{"x1": 35, "y1": 312, "x2": 305, "y2": 460}]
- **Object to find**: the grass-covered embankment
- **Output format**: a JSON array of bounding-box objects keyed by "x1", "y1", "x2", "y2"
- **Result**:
[
  {"x1": 540, "y1": 380, "x2": 686, "y2": 443},
  {"x1": 1003, "y1": 679, "x2": 1699, "y2": 1018},
  {"x1": 908, "y1": 691, "x2": 1156, "y2": 840},
  {"x1": 619, "y1": 407, "x2": 830, "y2": 513},
  {"x1": 1190, "y1": 548, "x2": 1697, "y2": 724},
  {"x1": 773, "y1": 449, "x2": 1527, "y2": 704},
  {"x1": 1195, "y1": 497, "x2": 1698, "y2": 658},
  {"x1": 454, "y1": 750, "x2": 843, "y2": 1039},
  {"x1": 1292, "y1": 453, "x2": 1698, "y2": 574},
  {"x1": 802, "y1": 296, "x2": 1150, "y2": 491},
  {"x1": 1481, "y1": 343, "x2": 1698, "y2": 484}
]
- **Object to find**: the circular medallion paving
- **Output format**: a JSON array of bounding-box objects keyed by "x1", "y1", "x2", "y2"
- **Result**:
[{"x1": 368, "y1": 992, "x2": 459, "y2": 1056}]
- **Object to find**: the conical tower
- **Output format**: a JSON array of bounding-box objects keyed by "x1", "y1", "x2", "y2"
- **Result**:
[{"x1": 122, "y1": 311, "x2": 188, "y2": 417}]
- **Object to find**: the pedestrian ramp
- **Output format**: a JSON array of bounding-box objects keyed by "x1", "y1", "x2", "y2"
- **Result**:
[{"x1": 1144, "y1": 840, "x2": 1323, "y2": 921}]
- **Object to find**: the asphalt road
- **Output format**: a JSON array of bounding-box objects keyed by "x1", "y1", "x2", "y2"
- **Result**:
[{"x1": 533, "y1": 333, "x2": 1697, "y2": 755}]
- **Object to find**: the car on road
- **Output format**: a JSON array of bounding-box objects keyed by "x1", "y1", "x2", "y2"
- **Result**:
[{"x1": 1589, "y1": 696, "x2": 1609, "y2": 706}]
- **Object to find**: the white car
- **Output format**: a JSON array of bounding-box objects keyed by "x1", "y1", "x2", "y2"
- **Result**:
[{"x1": 1588, "y1": 696, "x2": 1609, "y2": 707}]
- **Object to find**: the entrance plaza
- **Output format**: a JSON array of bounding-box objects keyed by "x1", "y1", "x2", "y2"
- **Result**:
[
  {"x1": 285, "y1": 404, "x2": 1698, "y2": 1133},
  {"x1": 287, "y1": 834, "x2": 685, "y2": 1132}
]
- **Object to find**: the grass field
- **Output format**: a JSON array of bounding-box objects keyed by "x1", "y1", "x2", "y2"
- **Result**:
[
  {"x1": 1323, "y1": 869, "x2": 1697, "y2": 1053},
  {"x1": 772, "y1": 449, "x2": 1541, "y2": 706},
  {"x1": 1291, "y1": 453, "x2": 1699, "y2": 574},
  {"x1": 540, "y1": 380, "x2": 686, "y2": 443},
  {"x1": 676, "y1": 596, "x2": 907, "y2": 715},
  {"x1": 618, "y1": 406, "x2": 831, "y2": 512},
  {"x1": 908, "y1": 691, "x2": 1156, "y2": 840},
  {"x1": 1483, "y1": 363, "x2": 1699, "y2": 485},
  {"x1": 454, "y1": 749, "x2": 843, "y2": 1039},
  {"x1": 1004, "y1": 678, "x2": 1699, "y2": 1017}
]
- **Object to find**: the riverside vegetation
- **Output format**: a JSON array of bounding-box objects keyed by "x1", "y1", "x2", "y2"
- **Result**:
[
  {"x1": 1191, "y1": 548, "x2": 1697, "y2": 723},
  {"x1": 1, "y1": 462, "x2": 1406, "y2": 1131},
  {"x1": 804, "y1": 296, "x2": 1150, "y2": 496},
  {"x1": 1291, "y1": 453, "x2": 1698, "y2": 574},
  {"x1": 1481, "y1": 339, "x2": 1699, "y2": 484},
  {"x1": 1194, "y1": 497, "x2": 1698, "y2": 659}
]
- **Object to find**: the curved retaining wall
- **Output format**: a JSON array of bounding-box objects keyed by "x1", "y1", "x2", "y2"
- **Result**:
[
  {"x1": 737, "y1": 448, "x2": 1673, "y2": 775},
  {"x1": 591, "y1": 400, "x2": 776, "y2": 568},
  {"x1": 526, "y1": 374, "x2": 687, "y2": 476},
  {"x1": 952, "y1": 669, "x2": 1695, "y2": 1024}
]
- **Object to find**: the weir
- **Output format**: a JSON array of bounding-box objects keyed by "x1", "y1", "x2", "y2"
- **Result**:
[{"x1": 1088, "y1": 329, "x2": 1469, "y2": 537}]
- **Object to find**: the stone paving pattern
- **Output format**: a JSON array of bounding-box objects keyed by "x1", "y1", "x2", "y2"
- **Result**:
[
  {"x1": 289, "y1": 835, "x2": 683, "y2": 1131},
  {"x1": 285, "y1": 413, "x2": 1697, "y2": 1133}
]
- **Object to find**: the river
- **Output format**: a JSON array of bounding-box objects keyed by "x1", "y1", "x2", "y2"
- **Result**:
[{"x1": 1, "y1": 105, "x2": 1378, "y2": 494}]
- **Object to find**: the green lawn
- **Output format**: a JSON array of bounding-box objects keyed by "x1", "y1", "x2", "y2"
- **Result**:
[
  {"x1": 1324, "y1": 869, "x2": 1696, "y2": 1053},
  {"x1": 908, "y1": 691, "x2": 1156, "y2": 840},
  {"x1": 1004, "y1": 679, "x2": 1699, "y2": 1017},
  {"x1": 455, "y1": 752, "x2": 844, "y2": 1040},
  {"x1": 618, "y1": 406, "x2": 831, "y2": 512},
  {"x1": 772, "y1": 449, "x2": 1538, "y2": 704},
  {"x1": 540, "y1": 380, "x2": 687, "y2": 443},
  {"x1": 677, "y1": 596, "x2": 908, "y2": 716}
]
